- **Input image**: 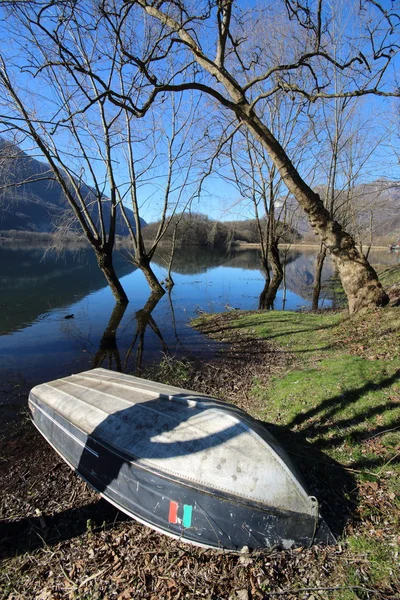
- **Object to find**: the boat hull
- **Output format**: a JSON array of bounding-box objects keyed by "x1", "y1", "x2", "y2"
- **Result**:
[{"x1": 29, "y1": 391, "x2": 334, "y2": 551}]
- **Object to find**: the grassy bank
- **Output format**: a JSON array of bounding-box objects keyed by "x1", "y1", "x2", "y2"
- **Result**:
[{"x1": 192, "y1": 300, "x2": 400, "y2": 597}]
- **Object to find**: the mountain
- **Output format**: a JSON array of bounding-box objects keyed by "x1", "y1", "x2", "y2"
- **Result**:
[{"x1": 0, "y1": 139, "x2": 146, "y2": 235}]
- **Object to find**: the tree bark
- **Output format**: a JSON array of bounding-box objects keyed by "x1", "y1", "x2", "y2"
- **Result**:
[
  {"x1": 238, "y1": 107, "x2": 388, "y2": 314},
  {"x1": 259, "y1": 240, "x2": 284, "y2": 310},
  {"x1": 95, "y1": 250, "x2": 129, "y2": 304},
  {"x1": 312, "y1": 244, "x2": 327, "y2": 311},
  {"x1": 259, "y1": 272, "x2": 283, "y2": 310},
  {"x1": 132, "y1": 1, "x2": 389, "y2": 313}
]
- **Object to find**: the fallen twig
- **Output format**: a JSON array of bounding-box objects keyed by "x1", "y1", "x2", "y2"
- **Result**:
[{"x1": 78, "y1": 567, "x2": 111, "y2": 589}]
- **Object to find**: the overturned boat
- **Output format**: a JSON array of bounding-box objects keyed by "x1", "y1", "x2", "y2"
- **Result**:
[{"x1": 28, "y1": 368, "x2": 335, "y2": 551}]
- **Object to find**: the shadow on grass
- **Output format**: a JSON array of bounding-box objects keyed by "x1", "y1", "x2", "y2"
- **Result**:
[
  {"x1": 286, "y1": 369, "x2": 400, "y2": 467},
  {"x1": 3, "y1": 361, "x2": 397, "y2": 558},
  {"x1": 196, "y1": 314, "x2": 343, "y2": 349},
  {"x1": 258, "y1": 419, "x2": 357, "y2": 540},
  {"x1": 288, "y1": 370, "x2": 400, "y2": 430},
  {"x1": 258, "y1": 369, "x2": 400, "y2": 537}
]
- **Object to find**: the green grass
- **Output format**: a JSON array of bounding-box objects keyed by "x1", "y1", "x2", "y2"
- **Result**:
[
  {"x1": 195, "y1": 303, "x2": 400, "y2": 593},
  {"x1": 347, "y1": 534, "x2": 399, "y2": 589},
  {"x1": 256, "y1": 355, "x2": 400, "y2": 468},
  {"x1": 222, "y1": 309, "x2": 343, "y2": 358},
  {"x1": 225, "y1": 309, "x2": 400, "y2": 467},
  {"x1": 379, "y1": 264, "x2": 400, "y2": 287}
]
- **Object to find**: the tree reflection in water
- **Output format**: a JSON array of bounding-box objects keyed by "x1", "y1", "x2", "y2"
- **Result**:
[
  {"x1": 258, "y1": 272, "x2": 283, "y2": 310},
  {"x1": 93, "y1": 302, "x2": 128, "y2": 372},
  {"x1": 258, "y1": 250, "x2": 299, "y2": 310},
  {"x1": 93, "y1": 290, "x2": 176, "y2": 377},
  {"x1": 123, "y1": 290, "x2": 167, "y2": 376}
]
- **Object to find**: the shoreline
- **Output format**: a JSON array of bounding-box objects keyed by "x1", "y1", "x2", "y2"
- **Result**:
[
  {"x1": 0, "y1": 233, "x2": 392, "y2": 252},
  {"x1": 2, "y1": 303, "x2": 399, "y2": 597},
  {"x1": 232, "y1": 241, "x2": 390, "y2": 250}
]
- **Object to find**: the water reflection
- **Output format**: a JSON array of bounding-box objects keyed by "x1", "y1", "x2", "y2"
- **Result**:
[
  {"x1": 0, "y1": 245, "x2": 135, "y2": 336},
  {"x1": 93, "y1": 302, "x2": 128, "y2": 372},
  {"x1": 123, "y1": 291, "x2": 167, "y2": 376},
  {"x1": 92, "y1": 291, "x2": 180, "y2": 377},
  {"x1": 0, "y1": 243, "x2": 398, "y2": 402}
]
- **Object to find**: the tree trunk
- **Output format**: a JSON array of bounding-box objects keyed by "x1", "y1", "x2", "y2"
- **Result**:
[
  {"x1": 258, "y1": 255, "x2": 271, "y2": 309},
  {"x1": 137, "y1": 1, "x2": 389, "y2": 314},
  {"x1": 238, "y1": 107, "x2": 389, "y2": 314},
  {"x1": 96, "y1": 251, "x2": 129, "y2": 304},
  {"x1": 166, "y1": 224, "x2": 178, "y2": 289},
  {"x1": 258, "y1": 278, "x2": 270, "y2": 309},
  {"x1": 136, "y1": 255, "x2": 165, "y2": 296},
  {"x1": 260, "y1": 255, "x2": 271, "y2": 288},
  {"x1": 312, "y1": 244, "x2": 327, "y2": 311},
  {"x1": 259, "y1": 241, "x2": 283, "y2": 310},
  {"x1": 259, "y1": 272, "x2": 283, "y2": 310}
]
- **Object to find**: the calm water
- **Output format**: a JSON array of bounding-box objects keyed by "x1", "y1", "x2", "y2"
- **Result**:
[{"x1": 1, "y1": 243, "x2": 398, "y2": 416}]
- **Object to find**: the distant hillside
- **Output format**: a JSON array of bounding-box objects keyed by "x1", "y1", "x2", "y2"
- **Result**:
[
  {"x1": 0, "y1": 139, "x2": 145, "y2": 236},
  {"x1": 290, "y1": 180, "x2": 400, "y2": 245},
  {"x1": 143, "y1": 212, "x2": 301, "y2": 249}
]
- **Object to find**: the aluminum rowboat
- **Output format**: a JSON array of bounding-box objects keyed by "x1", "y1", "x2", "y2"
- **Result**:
[{"x1": 28, "y1": 368, "x2": 335, "y2": 551}]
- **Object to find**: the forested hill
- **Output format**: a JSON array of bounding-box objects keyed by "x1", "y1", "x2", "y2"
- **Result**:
[
  {"x1": 142, "y1": 213, "x2": 301, "y2": 248},
  {"x1": 0, "y1": 139, "x2": 145, "y2": 235}
]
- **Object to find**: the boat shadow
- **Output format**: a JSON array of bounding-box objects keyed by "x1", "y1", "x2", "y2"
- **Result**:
[
  {"x1": 0, "y1": 497, "x2": 126, "y2": 557},
  {"x1": 1, "y1": 392, "x2": 249, "y2": 557},
  {"x1": 7, "y1": 351, "x2": 396, "y2": 556},
  {"x1": 257, "y1": 420, "x2": 356, "y2": 539}
]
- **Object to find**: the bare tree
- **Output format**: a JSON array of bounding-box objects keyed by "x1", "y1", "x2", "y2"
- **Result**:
[
  {"x1": 3, "y1": 0, "x2": 399, "y2": 312},
  {"x1": 221, "y1": 92, "x2": 313, "y2": 309},
  {"x1": 0, "y1": 2, "x2": 202, "y2": 300},
  {"x1": 118, "y1": 0, "x2": 399, "y2": 313},
  {"x1": 0, "y1": 58, "x2": 132, "y2": 303},
  {"x1": 310, "y1": 95, "x2": 394, "y2": 309}
]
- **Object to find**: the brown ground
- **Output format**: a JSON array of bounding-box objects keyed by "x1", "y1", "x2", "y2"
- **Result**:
[{"x1": 0, "y1": 317, "x2": 397, "y2": 599}]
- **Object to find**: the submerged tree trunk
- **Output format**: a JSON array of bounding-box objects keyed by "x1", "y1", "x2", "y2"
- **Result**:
[
  {"x1": 95, "y1": 250, "x2": 128, "y2": 304},
  {"x1": 129, "y1": 1, "x2": 389, "y2": 313},
  {"x1": 259, "y1": 272, "x2": 283, "y2": 310},
  {"x1": 165, "y1": 223, "x2": 178, "y2": 289},
  {"x1": 136, "y1": 256, "x2": 165, "y2": 296},
  {"x1": 259, "y1": 241, "x2": 284, "y2": 310}
]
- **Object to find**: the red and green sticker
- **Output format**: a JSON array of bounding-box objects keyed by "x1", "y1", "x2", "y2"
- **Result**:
[{"x1": 168, "y1": 501, "x2": 193, "y2": 527}]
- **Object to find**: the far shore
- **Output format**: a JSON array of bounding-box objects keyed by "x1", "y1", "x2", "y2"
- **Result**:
[
  {"x1": 232, "y1": 241, "x2": 391, "y2": 251},
  {"x1": 0, "y1": 233, "x2": 393, "y2": 253}
]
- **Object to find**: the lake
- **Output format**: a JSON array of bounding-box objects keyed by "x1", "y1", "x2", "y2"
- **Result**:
[{"x1": 1, "y1": 243, "x2": 398, "y2": 420}]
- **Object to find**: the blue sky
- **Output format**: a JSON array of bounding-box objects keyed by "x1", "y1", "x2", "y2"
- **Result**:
[{"x1": 0, "y1": 0, "x2": 399, "y2": 224}]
